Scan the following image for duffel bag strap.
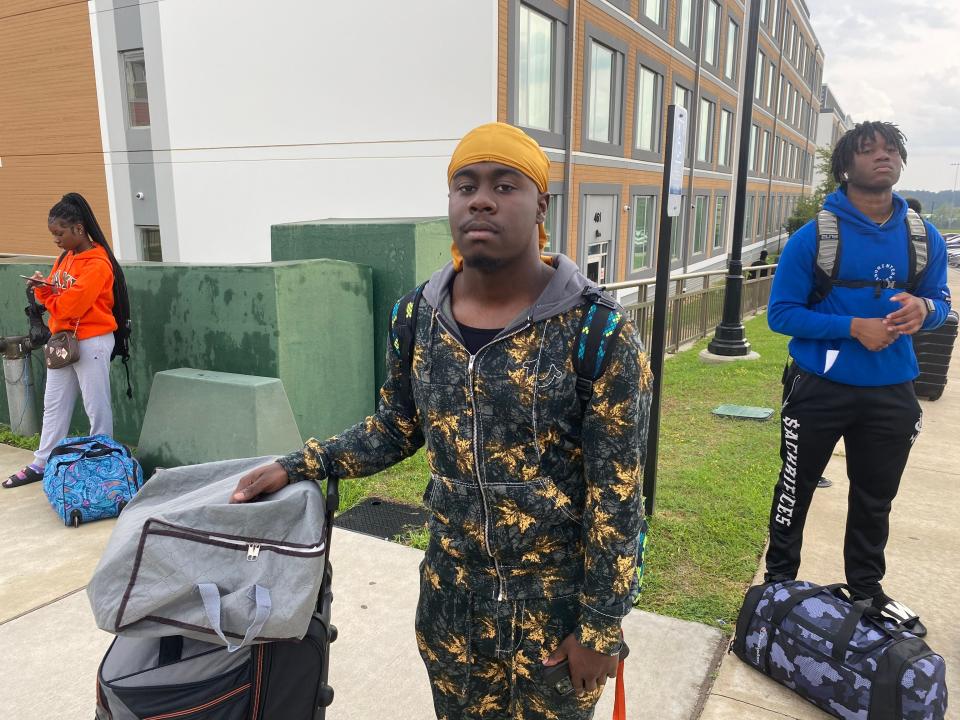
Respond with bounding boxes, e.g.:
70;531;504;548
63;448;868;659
829;598;873;662
769;582;849;627
198;583;272;653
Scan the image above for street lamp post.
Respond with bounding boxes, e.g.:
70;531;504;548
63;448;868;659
706;0;762;357
951;162;960;194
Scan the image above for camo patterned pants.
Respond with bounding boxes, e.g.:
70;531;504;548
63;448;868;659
415;566;604;719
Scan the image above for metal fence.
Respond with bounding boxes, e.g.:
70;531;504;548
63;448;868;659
603;264;778;353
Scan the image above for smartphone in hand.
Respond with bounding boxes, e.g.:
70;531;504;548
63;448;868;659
19;275;55;287
542;640;630;696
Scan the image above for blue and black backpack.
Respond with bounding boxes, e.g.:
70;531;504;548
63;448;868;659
390;282;649;602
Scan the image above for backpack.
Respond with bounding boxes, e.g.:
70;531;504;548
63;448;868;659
42;434;143;527
389;282;649;603
52;248;134;398
809;208;929;305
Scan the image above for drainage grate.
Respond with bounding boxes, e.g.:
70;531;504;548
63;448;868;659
336;497;430;541
712;404;774;421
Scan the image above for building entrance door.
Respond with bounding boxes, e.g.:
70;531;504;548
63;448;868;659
583;194;616;284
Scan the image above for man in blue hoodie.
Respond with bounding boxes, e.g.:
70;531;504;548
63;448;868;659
764;121;951;634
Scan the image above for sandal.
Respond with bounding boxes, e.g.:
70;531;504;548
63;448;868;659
3;465;43;489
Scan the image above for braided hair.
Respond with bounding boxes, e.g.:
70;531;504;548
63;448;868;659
48;193;116;262
831;121;907;186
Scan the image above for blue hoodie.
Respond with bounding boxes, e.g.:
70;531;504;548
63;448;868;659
768;189;951;386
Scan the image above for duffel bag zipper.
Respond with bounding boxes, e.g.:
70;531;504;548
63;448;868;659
147;521;325;560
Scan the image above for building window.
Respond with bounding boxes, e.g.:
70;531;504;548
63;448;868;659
744;194;755;240
760;129;770;173
748;124;758;170
677;0;694;49
138;226;162;261
122;50;150;128
771;0;780;35
693;195;708;255
754;51;765;101
696;97;715;164
585;37;624;149
517;4;556;132
544;194;562;252
767;61;776;108
718;108;732;166
670;195;686;260
674;84;691;153
632;195;656;271
641;0;662;25
760;0;769;25
713;196;726;250
724;19;739;80
635;65;663;153
703;0;720;66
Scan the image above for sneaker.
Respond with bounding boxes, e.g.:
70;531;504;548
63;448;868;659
872;593;927;637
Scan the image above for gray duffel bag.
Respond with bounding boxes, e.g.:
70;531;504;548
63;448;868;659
87;456;326;650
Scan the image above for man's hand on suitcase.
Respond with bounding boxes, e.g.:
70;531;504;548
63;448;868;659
231;463;290;503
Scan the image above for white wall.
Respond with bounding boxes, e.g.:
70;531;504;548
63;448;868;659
142;0;499;263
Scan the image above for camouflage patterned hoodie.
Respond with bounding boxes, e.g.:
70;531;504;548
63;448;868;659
279;254;652;655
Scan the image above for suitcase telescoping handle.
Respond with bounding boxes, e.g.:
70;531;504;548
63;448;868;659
197;583;272;653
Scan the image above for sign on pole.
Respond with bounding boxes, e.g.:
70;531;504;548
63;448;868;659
666;106;688;218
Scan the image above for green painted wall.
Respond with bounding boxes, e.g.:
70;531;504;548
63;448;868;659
271;218;451;392
0;257;373;447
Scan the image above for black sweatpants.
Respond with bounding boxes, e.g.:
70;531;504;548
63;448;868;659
765;362;922;599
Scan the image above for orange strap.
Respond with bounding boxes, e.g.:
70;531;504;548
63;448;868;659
612;659;626;720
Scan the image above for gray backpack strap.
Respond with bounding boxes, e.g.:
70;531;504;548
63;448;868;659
809;210;841;305
905;208;928;290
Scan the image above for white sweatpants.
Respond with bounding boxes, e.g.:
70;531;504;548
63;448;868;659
34;332;115;466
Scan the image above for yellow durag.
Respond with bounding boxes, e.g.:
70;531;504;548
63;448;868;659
447;122;553;272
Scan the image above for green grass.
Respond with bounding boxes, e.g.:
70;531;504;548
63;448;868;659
641;316;786;629
0;424;40;451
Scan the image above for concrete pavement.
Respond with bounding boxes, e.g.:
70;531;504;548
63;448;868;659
1;445;723;719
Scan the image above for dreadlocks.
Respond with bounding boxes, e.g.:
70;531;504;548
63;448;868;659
831;121;907;186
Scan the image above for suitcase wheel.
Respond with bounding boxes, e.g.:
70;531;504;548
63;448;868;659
70;509;82;528
318;684;334;708
328;623;338;643
117;500;128;513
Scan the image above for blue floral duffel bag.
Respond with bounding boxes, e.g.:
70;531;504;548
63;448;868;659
732;580;947;719
42;434;144;527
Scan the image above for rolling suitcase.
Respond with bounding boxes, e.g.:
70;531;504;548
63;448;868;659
42;434;143;527
94;474;340;720
913;310;958;401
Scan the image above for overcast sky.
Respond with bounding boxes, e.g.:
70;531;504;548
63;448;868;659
803;0;960;191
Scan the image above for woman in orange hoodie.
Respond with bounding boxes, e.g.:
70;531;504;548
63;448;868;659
5;194;119;488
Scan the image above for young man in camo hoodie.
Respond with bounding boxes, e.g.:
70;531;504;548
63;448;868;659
233;122;652;719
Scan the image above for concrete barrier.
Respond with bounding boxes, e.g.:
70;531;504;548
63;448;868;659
136;368;302;474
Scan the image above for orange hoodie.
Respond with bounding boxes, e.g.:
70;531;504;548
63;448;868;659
33;245;117;340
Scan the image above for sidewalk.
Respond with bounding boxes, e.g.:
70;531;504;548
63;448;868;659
1;445;723;719
699;272;960;719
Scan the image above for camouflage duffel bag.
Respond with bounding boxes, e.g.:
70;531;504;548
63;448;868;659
731;580;947;719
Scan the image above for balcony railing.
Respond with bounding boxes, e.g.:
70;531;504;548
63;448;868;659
602;264;778;353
